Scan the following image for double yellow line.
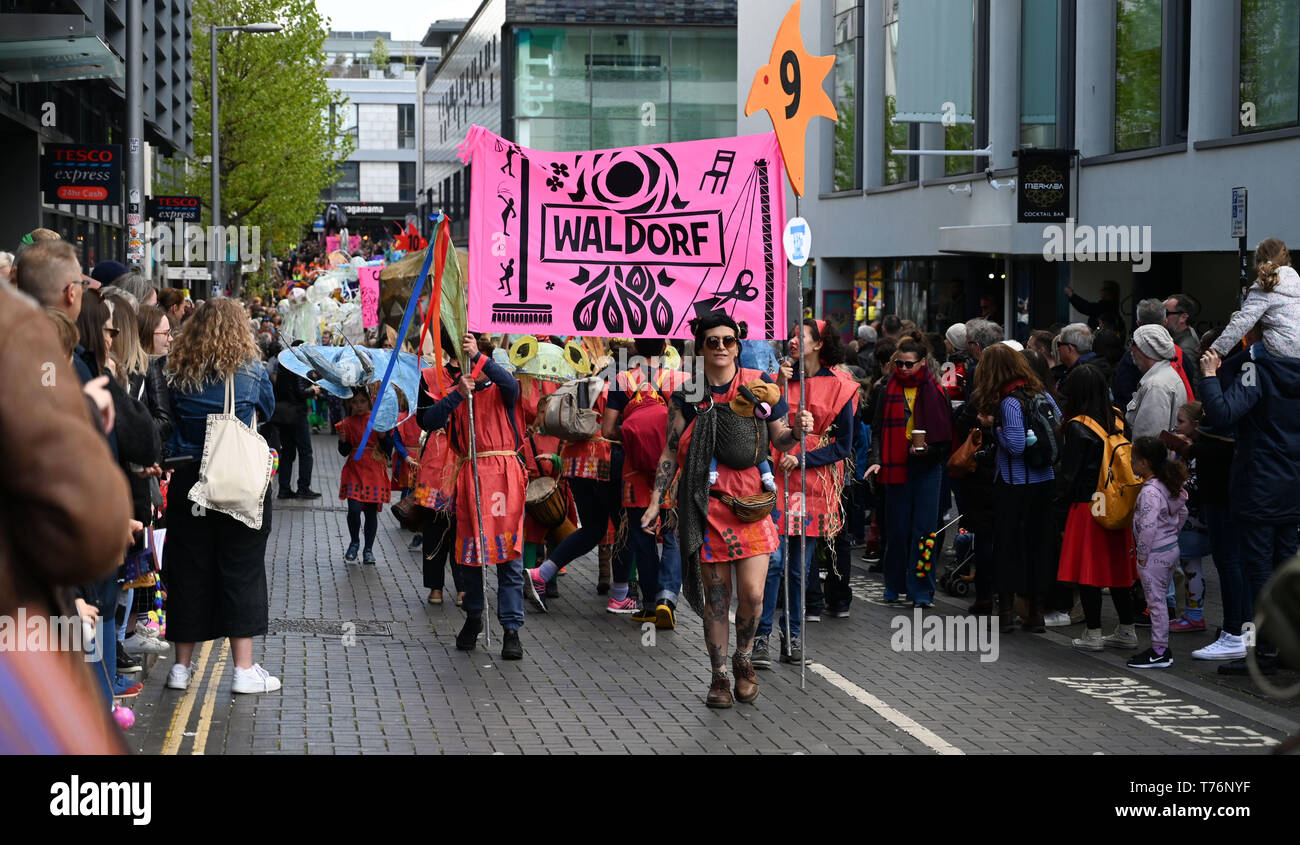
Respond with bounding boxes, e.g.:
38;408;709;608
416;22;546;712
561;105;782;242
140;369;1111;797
160;639;230;755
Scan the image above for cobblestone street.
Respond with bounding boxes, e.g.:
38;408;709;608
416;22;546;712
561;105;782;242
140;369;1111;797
128;436;1300;755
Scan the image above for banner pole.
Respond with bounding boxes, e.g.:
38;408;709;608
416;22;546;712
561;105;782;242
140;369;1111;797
796;193;807;692
465;386;491;649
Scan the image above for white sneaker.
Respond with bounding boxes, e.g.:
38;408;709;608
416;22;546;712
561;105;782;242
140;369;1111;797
124;633;171;654
1043;611;1072;627
1191;631;1246;661
232;663;282;694
165;662;191;690
134;620;161;640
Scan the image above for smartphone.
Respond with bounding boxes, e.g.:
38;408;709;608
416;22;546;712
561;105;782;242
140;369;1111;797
1157;429;1182;452
162;454;196;468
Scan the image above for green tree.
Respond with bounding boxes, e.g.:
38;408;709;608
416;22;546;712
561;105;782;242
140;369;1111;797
161;0;355;292
832;83;857;191
370;36;390;73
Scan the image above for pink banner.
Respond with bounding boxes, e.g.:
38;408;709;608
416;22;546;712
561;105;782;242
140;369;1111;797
358;265;381;329
326;235;340;254
457;126;787;339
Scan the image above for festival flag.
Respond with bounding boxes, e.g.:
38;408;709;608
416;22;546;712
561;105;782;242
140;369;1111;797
457;126;787;340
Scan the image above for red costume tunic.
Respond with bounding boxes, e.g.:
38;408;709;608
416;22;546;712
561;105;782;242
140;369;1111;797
617;365;691;509
675;367;780;563
561;384;613;481
412;368;456;511
772;368;859;537
444;379;526;567
518;378;577;545
336;415;393;508
390;413;423;490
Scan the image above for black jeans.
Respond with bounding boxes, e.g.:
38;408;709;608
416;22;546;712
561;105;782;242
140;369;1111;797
276;415;314;491
422;508;465;592
825;483;864;609
1079;584;1135;628
549;453;630;580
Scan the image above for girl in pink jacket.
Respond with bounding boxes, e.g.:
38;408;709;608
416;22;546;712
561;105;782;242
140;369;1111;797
1128;437;1189;669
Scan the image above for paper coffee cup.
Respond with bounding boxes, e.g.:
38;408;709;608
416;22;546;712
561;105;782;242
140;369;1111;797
911;429;928;449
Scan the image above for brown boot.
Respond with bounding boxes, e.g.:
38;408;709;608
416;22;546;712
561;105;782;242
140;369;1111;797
706;673;733;708
597;544;612;595
733;655;759;703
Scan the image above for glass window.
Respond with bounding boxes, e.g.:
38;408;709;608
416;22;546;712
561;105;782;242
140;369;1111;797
513;117;591;151
832;2;862;191
1239;0;1300;133
514;28;591;120
670;29;737;120
670;117;737;142
591;31;669;121
883;1;915;184
399;162;415;202
331;162;360;201
398;104;415;149
1115;0;1163;152
1020;0;1059;147
594;119;670;149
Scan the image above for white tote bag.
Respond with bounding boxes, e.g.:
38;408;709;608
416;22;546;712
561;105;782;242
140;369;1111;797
187;372;273;530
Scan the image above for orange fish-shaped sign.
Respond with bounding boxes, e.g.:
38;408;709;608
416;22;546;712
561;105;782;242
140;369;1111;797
744;1;837;197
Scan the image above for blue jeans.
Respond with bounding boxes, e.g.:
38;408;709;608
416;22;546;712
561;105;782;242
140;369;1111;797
625;508;682;603
86;575;119;706
1203;504;1248;635
462;558;525;631
883;462;943;603
758;535;817;639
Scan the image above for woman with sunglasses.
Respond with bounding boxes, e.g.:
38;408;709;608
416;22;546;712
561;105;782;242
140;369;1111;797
864;332;953;607
754;319;857;667
642;312;813;708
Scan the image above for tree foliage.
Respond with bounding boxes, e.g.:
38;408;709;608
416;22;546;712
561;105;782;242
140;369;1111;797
370;36;390;70
163;0;355;254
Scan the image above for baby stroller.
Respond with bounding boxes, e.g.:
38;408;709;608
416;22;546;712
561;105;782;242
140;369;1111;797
936;520;976;597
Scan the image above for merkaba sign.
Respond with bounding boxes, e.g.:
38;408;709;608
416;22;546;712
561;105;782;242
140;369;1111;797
458;126;787;339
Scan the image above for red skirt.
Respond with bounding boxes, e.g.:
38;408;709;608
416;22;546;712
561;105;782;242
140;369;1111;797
1057;502;1136;588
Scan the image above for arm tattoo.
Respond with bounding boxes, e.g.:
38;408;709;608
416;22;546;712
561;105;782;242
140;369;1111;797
771;421;798;452
651;404;684;499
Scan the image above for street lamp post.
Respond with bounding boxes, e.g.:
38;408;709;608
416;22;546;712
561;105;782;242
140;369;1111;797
210;22;282;298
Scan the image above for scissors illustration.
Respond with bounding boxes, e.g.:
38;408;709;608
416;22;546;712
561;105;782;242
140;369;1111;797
713;269;758;306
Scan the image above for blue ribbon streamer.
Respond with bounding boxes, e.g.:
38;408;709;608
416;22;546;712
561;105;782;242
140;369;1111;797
353;225;438;461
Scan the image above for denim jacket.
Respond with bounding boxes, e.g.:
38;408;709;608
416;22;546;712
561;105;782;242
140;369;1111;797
165;363;275;459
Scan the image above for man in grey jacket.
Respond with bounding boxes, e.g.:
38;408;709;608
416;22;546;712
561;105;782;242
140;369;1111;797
1127;324;1188;440
1164;293;1201;397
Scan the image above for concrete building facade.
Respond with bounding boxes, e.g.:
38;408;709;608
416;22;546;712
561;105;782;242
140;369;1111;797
737;0;1300;342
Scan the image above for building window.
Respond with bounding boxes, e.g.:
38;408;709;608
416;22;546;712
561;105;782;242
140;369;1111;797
832;1;862;191
1239;0;1300;133
399;161;415;202
330;102;358;153
325;161;359;201
398;104;415;149
670;28;738;141
1020;0;1060;147
883;1;915;184
1115;0;1163;151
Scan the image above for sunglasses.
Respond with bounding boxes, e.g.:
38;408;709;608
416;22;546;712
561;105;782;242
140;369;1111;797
1166;310;1185;317
893;359;920;370
704;335;738;350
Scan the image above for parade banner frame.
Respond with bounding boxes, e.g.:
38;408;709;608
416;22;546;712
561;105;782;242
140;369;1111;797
457;125;787;340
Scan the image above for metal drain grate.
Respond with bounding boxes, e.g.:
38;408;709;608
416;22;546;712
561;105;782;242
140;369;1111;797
267;618;392;637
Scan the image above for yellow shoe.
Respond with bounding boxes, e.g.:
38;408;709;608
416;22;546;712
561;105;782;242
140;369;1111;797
655;601;676;630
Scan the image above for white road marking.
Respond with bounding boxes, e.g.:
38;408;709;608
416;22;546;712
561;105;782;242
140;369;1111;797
807;661;965;755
